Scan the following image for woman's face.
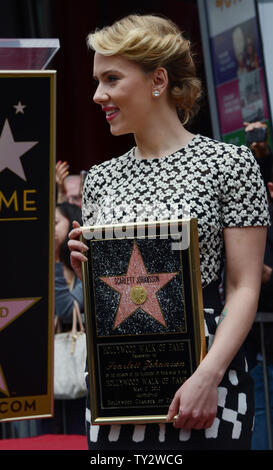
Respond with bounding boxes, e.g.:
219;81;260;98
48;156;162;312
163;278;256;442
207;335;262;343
55;208;69;249
93;53;155;136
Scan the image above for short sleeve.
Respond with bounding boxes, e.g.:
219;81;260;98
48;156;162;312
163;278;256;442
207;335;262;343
220;145;270;228
81;170;99;226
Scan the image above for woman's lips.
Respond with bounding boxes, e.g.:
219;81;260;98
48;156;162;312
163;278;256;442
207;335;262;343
103;107;120;122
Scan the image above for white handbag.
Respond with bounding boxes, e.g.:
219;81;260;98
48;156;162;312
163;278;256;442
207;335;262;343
54;300;87;399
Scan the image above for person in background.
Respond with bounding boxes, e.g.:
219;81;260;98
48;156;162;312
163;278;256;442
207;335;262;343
37;202;85;436
55;202;84;322
56;160;82;207
244;121;272;158
244;37;259;72
244;121;273;450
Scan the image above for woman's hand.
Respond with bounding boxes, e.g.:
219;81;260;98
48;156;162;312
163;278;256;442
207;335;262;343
166;367;218;430
68;221;89;280
56;161;69;203
243;121;269;158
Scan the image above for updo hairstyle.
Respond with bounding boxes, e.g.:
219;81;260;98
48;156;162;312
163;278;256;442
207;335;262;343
87;14;202;125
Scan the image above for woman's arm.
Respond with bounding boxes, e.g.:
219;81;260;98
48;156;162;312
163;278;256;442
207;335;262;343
167;225;266;429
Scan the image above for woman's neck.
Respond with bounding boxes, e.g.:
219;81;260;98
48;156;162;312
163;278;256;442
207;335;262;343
134;110;195;159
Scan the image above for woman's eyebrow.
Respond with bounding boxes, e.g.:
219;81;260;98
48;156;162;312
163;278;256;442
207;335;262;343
93;69;119;80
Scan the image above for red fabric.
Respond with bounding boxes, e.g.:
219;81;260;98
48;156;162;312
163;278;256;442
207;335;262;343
0;434;88;450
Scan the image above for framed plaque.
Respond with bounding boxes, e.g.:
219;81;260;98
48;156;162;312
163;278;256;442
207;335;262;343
81;218;205;425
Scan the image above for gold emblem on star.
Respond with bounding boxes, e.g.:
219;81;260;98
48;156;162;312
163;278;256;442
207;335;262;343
130;285;147;305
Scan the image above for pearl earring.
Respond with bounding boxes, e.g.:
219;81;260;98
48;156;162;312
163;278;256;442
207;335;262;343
153;90;160;97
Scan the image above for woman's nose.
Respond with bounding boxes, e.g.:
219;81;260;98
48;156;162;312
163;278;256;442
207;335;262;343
93;83;109;104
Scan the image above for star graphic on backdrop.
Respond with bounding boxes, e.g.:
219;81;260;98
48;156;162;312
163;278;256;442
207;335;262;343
13;101;26;114
100;241;178;329
0;298;41;396
0;118;38;181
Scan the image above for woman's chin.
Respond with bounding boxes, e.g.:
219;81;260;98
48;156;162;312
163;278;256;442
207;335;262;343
109;126;129;136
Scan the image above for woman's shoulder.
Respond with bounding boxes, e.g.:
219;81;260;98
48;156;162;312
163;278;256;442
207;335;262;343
197;134;251;155
195;134;256;167
86;149;133;177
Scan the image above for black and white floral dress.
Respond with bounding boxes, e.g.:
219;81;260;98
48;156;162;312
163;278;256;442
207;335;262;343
82;134;269;450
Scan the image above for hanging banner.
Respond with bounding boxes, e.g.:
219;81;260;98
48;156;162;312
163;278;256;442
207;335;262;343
0;72;55;421
204;0;271;146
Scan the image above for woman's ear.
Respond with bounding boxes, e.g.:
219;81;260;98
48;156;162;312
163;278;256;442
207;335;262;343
151;67;168;97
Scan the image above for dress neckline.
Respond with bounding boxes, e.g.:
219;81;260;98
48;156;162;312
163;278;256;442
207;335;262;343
130;133;200;162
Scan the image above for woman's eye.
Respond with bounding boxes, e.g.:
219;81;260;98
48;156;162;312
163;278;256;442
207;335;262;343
107;75;118;82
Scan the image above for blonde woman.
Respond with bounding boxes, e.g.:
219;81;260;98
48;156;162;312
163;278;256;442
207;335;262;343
68;14;269;450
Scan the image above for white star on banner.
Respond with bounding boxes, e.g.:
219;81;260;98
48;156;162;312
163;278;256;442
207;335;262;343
0;119;38;181
13;101;26;114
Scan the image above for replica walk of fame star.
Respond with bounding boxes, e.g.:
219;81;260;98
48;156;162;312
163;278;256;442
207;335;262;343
99;240;179;329
81;219;206;425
